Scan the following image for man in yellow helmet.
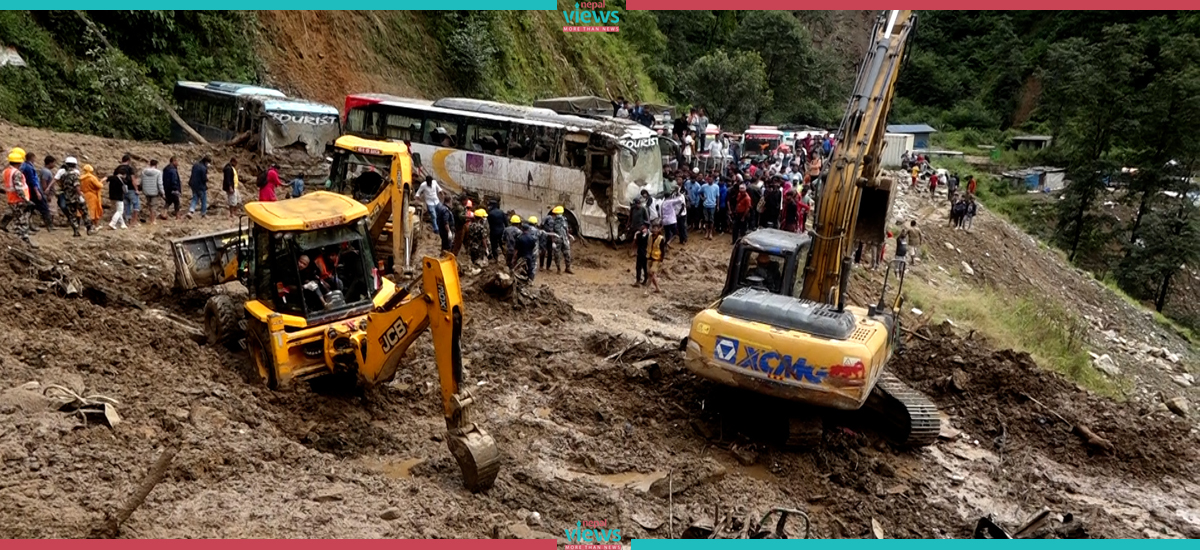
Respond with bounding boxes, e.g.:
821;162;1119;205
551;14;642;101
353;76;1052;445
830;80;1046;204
3;148;35;246
502;214;523;267
514;217;540;282
546;205;574;274
466;208;491;266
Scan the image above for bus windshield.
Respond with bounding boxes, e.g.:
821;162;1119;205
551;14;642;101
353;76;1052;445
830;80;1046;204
620;138;665;204
742;137;781;158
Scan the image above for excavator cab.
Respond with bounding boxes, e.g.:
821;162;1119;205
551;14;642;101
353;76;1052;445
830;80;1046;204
721;229;812;299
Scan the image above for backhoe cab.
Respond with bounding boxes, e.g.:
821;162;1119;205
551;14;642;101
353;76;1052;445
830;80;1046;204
175;190;499;492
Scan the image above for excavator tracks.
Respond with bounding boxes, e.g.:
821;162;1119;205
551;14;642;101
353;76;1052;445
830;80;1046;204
865;370;941;447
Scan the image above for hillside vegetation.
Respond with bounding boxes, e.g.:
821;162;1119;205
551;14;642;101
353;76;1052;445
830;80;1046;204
0;9;873;142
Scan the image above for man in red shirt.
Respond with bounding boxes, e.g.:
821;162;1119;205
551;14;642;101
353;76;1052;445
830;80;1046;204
732;184;752;244
966;175;977;195
259;164;284;202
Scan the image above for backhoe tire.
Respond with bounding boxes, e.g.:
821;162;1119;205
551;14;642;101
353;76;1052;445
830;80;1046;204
204;294;244;352
245;319;279;390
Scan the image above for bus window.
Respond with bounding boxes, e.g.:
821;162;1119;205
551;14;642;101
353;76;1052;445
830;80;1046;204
536;127;562;164
465;120;508;156
210;102;236;132
563;135;588;169
508;124;535;159
385;112;422;141
424;117;461;148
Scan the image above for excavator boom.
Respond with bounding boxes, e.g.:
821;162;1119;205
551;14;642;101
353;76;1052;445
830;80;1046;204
802;10;915;305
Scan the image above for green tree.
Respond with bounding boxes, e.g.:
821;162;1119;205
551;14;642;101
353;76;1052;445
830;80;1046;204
1118;189;1200;312
678;49;770;130
732;10;834;125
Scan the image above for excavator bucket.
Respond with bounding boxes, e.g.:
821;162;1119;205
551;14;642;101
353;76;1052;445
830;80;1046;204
169;228;248;290
448;428;501;492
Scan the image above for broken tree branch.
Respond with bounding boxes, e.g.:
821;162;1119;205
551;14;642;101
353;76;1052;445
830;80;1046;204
92;444;179;538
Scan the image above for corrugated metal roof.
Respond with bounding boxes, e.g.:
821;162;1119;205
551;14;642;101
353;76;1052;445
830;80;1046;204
886;124;937;134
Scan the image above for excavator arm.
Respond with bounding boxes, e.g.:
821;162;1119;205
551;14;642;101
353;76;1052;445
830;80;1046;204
802;10;915;306
357;255;500;492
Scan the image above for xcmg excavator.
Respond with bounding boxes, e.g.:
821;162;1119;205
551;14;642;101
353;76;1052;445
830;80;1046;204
684;10;939;447
167;140;499;492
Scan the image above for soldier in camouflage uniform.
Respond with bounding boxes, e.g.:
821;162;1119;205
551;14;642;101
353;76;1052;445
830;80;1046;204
466;209;491;266
55;157;95;237
546;206;574;274
503;214;523;267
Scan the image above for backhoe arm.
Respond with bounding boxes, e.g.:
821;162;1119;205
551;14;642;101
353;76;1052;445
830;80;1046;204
359;254;500;492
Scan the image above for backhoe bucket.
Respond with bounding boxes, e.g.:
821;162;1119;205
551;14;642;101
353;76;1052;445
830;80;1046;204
447;427;501;493
170;228;248;290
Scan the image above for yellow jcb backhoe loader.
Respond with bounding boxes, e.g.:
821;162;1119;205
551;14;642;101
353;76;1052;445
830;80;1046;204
167;142;499;492
683;10;940;448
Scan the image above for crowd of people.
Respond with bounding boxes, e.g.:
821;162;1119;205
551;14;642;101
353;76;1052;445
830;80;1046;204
2;146;307;245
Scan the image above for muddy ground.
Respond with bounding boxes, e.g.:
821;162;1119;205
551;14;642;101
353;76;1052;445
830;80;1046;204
1;126;1199;539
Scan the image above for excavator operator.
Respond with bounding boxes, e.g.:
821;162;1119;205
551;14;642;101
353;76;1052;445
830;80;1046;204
747;252;782;293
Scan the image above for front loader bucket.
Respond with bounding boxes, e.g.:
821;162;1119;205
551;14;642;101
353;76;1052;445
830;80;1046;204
170;228;248;291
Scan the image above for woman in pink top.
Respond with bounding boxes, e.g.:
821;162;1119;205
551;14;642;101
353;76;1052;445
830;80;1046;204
259;164;284;202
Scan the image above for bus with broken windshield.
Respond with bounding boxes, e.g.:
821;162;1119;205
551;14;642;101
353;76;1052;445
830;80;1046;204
340;94;664;241
172;81;341;156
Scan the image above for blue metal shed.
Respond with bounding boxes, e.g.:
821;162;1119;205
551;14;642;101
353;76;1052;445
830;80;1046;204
886;124;937;149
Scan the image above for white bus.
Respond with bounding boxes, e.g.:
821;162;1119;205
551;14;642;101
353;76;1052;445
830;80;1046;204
173;81;341;156
342;94;664;241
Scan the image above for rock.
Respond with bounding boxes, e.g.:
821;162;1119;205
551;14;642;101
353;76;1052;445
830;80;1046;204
1166;351;1182;364
0;441;28;462
944;242;955;250
380;508;402;521
731;446;757;466
631;512;663;531
960;261;975;276
312;486;347;502
189;405;229;431
632;359;662;381
950;369;969;391
873;461;896;478
1101;330;1119;341
526;511;542;527
1166;397;1189;418
1093;355;1120;377
872;518;885;539
495;522;560;541
1171;374;1193;388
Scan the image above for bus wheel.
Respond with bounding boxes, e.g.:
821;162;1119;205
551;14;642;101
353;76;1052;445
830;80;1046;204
563;210;581;238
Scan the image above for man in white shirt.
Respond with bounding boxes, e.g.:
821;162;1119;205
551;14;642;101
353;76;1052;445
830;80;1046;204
682;133;694;164
415;175;443;234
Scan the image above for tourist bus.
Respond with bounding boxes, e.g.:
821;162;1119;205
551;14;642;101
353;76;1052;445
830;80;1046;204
340;93;664;241
172;81;342;156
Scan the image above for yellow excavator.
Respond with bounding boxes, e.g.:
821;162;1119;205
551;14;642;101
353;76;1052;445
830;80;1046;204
684;10;939;447
167;141;499;492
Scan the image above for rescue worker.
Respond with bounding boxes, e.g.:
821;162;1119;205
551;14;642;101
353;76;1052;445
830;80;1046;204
434;202;453;251
486;200;505;261
503;214;523;266
546;205;574;274
538;214;555;272
80;164;104;226
526;215;543;270
514;220;539;282
3;148;34;245
55;157;94;237
466;208;491;266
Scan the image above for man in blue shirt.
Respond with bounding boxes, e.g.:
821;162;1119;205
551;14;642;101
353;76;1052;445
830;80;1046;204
701;176;719;240
685;173;702;230
716;179;729;235
20;153;52;232
188;156;211;217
